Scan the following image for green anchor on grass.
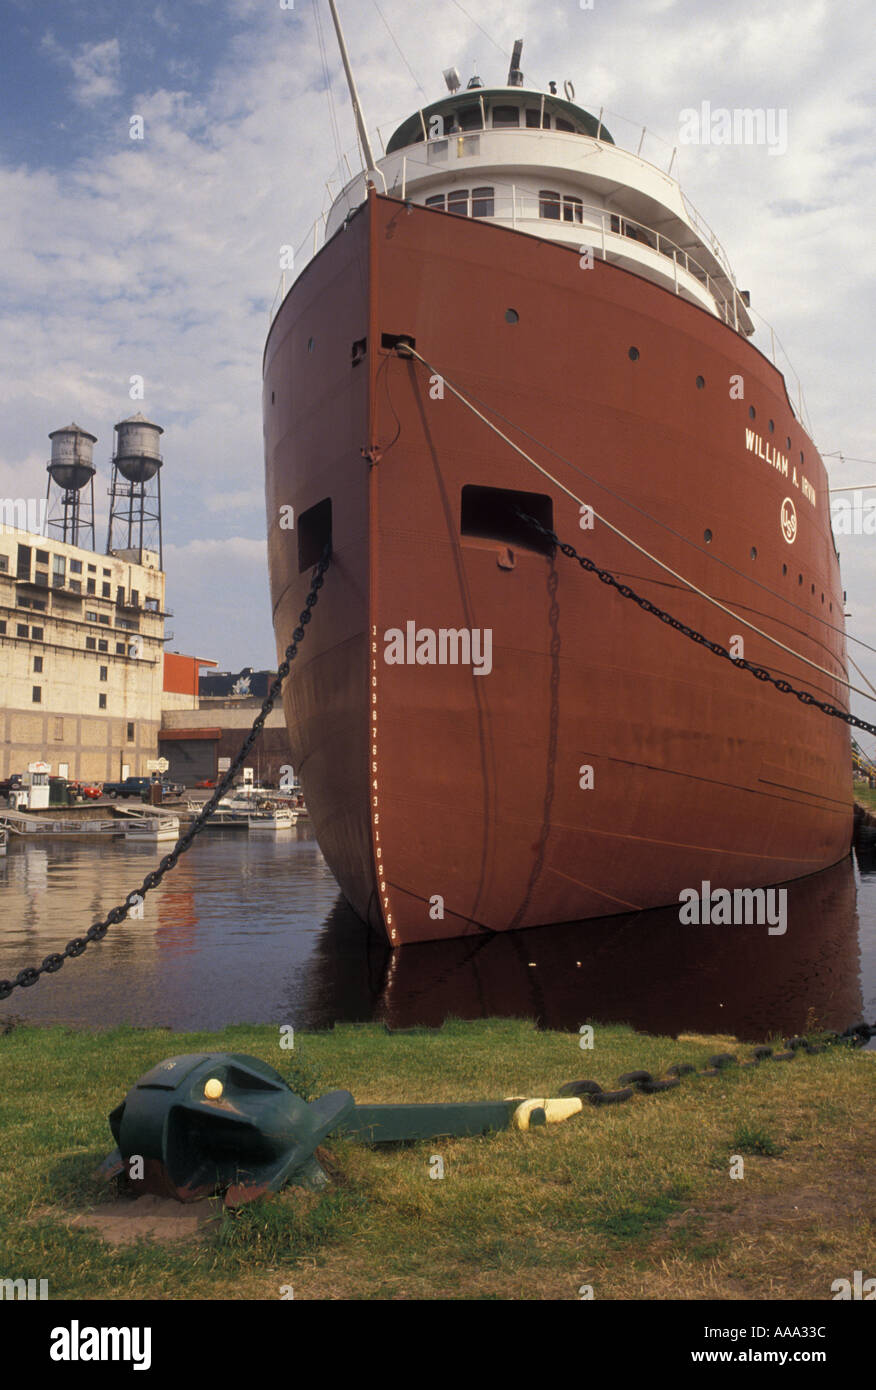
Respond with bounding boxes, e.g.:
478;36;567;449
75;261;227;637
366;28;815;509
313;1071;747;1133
99;1052;584;1205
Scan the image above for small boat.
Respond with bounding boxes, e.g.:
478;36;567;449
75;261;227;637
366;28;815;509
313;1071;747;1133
247;806;297;833
186;800;249;829
216;791;255;813
124;814;180;844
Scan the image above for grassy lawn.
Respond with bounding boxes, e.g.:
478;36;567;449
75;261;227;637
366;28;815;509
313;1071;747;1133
1;1017;873;1300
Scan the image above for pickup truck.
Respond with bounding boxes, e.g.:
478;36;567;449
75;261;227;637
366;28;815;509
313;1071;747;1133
102;776;153;799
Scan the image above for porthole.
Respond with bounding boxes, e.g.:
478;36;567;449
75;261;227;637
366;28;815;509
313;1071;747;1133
786;436;792;449
696;375;705;389
768;419;775;432
628;346;640;361
800;451;804;465
505;308;519;323
271;391;275;404
750;546;758;560
782;563;788;576
704;528;713;543
821;593;824;604
748;405;756;419
307;337;315;353
798;574;803;585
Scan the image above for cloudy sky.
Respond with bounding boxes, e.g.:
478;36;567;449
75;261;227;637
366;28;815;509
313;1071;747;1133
1;0;873;726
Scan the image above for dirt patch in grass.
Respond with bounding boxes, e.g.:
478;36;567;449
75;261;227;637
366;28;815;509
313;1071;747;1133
665;1130;876;1239
61;1195;221;1248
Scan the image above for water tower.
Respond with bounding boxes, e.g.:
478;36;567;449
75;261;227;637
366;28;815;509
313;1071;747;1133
45;423;97;548
105;412;164;568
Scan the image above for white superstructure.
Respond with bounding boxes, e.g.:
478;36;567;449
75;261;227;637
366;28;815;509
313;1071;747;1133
324;82;754;335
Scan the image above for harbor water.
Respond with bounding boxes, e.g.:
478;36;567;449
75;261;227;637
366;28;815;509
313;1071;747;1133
1;823;874;1042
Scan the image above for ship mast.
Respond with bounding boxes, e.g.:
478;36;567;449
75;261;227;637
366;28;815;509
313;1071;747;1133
325;0;377;174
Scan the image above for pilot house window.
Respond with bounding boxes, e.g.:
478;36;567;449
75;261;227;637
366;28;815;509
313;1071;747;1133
457;105;482;131
491;106;520;128
471;187;494;217
540;191;584;223
426;188;494;218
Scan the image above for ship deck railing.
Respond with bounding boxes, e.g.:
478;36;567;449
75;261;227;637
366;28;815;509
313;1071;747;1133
352;105;738;287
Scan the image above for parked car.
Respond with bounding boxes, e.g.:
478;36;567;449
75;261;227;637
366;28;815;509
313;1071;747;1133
80;783;103;799
194;779;215;789
159;780;184;800
102;776;152;799
0;773;23;798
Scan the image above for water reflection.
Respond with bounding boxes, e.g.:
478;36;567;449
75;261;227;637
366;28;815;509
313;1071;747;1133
309;856;865;1040
0;825;873;1043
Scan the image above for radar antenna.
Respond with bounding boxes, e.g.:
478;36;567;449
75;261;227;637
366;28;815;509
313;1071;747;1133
507;39;524;87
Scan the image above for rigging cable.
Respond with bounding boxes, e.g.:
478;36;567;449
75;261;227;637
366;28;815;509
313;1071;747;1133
312;0;346;177
371;0;429;101
388;349;876;663
447;0;512;61
823;454;876;468
848;654;876;702
396;345;876;707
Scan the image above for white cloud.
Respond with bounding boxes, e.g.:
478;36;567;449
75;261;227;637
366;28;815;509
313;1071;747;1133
205;489;265;514
72;38;122;103
42;34;122;105
161;536;271;662
167;537;266;563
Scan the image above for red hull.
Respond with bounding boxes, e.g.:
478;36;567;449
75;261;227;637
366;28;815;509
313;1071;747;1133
264;192;852;945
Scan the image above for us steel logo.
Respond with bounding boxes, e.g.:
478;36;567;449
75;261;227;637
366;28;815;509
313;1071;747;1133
781;497;797;544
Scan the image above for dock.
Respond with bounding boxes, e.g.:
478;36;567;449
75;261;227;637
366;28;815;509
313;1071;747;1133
0;805;175;839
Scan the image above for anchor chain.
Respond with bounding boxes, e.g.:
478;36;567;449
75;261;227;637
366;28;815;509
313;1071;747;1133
506;513;876;1055
516;511;876;739
0;550;331;1001
562;1025;876;1105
